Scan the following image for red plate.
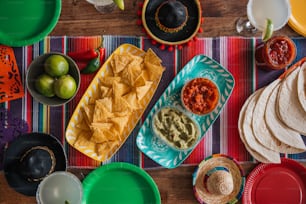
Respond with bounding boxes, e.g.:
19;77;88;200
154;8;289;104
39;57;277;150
243;158;306;204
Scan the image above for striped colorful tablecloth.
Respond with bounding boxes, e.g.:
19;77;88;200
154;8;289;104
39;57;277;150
1;35;306;169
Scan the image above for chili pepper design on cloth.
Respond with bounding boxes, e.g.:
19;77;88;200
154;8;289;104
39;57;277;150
0;46;24;103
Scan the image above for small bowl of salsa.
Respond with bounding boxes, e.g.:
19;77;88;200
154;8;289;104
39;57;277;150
255;35;296;70
181;77;219;115
151;106;200;151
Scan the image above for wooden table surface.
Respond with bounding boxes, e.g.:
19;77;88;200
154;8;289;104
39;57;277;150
1;0;305;204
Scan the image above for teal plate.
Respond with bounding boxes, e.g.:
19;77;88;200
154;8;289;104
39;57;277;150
136;55;235;168
0;0;61;47
82;162;161;204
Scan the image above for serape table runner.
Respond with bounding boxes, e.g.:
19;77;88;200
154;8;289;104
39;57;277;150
1;35;306;169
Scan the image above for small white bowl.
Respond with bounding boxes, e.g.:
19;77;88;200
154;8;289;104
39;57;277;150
36;171;83;204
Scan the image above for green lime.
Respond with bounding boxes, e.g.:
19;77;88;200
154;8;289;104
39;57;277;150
54;75;77;99
35;73;55;97
262;18;274;42
44;55;69;77
113;0;124;10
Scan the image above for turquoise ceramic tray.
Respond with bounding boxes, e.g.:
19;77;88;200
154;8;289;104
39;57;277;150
136;55;235;168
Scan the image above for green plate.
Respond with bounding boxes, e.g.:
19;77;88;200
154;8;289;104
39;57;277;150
82;162;161;204
0;0;61;47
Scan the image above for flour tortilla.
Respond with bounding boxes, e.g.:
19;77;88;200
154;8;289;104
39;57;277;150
297;63;306;112
243;89;280;163
240;89;280;163
277;67;306;135
252;79;292;153
238;89;270;163
265;82;306;153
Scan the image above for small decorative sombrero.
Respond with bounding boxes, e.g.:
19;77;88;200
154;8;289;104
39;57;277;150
3;132;67;196
192;154;245;204
141;0;202;50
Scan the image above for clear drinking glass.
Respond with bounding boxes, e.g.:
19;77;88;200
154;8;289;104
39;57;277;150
36;171;83;204
86;0;116;14
236;0;291;34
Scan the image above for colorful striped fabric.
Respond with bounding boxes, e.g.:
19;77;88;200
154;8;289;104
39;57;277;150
1;36;306;169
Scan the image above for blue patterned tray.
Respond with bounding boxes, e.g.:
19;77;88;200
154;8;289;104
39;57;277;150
136;55;235;168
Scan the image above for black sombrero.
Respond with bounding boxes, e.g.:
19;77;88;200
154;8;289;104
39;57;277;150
141;0;202;47
3;132;67;196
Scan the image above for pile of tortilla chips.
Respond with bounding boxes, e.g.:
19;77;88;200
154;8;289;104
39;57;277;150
71;48;165;161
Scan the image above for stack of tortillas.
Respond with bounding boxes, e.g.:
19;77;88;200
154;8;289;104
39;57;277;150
238;61;306;163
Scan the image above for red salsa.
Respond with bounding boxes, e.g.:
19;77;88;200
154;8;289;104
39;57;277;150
181;78;219;115
255;36;296;70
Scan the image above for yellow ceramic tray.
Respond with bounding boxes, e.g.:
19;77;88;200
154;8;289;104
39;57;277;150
65;44;164;162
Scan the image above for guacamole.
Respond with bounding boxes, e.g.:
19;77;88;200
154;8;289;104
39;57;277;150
152;107;199;150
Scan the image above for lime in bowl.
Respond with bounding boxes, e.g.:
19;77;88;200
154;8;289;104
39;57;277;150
26;52;81;106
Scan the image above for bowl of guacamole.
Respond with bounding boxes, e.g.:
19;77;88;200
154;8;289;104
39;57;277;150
151;106;200;151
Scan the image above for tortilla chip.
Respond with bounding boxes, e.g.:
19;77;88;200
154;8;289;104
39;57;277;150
144;61;165;81
91;128;109;143
120;64;142;86
76;116;91;131
111;53;132;73
96;97;113;112
107;140;120;152
134;71;148;87
103;128;120;141
74;132;96;153
95;142;109;160
128;53;144;65
93;100;113;122
136;81;153;100
90;122;117;143
122;91;141;110
144;48;162;66
81;105;95;125
110;115;130;135
112;81;131;97
100;76;121;87
100;85;112;98
113;94;131;112
90;122;113;130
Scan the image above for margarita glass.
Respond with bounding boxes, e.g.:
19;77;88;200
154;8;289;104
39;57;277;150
86;0;116;13
236;0;291;34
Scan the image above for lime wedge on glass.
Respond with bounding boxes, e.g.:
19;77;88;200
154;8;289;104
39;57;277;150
113;0;124;10
262;18;274;41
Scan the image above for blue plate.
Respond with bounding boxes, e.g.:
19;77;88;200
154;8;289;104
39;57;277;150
136;55;235;168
